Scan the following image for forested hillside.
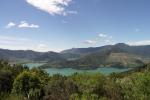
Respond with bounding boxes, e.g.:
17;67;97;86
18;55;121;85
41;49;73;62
1;43;150;69
1;60;150;100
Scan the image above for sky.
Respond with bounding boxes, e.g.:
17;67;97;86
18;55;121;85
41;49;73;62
0;0;150;52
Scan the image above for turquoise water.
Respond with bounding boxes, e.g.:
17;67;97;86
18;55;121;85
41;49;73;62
24;63;131;76
23;63;46;69
45;67;131;76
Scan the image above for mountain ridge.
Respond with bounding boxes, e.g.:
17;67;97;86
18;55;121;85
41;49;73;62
0;43;150;69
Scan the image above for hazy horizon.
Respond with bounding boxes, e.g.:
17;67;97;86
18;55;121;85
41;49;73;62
0;42;150;53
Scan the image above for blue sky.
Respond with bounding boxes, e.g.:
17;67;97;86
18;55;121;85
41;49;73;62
0;0;150;52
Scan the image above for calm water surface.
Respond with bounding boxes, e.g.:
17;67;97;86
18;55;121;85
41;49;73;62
23;63;46;69
24;63;132;76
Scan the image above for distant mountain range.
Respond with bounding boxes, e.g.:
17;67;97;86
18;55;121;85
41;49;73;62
1;43;150;69
58;43;150;69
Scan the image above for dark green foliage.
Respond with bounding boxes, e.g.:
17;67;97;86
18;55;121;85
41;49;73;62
0;70;14;93
12;71;43;99
0;94;24;100
0;60;29;95
70;73;106;95
1;60;150;100
43;74;78;100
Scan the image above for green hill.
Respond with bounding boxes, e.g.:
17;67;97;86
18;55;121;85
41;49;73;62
1;43;150;69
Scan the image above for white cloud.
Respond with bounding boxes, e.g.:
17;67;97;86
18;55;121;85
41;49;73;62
5;22;16;28
26;0;76;16
98;33;113;39
18;21;39;28
97;33;114;44
5;21;39;29
105;40;111;43
36;44;50;52
83;33;114;46
99;33;107;38
127;40;150;46
83;40;96;45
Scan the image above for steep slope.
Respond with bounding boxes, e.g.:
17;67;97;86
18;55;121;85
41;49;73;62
106;53;144;67
56;43;150;69
108;43;150;57
0;49;41;62
78;43;149;67
1;43;150;69
0;49;65;63
61;45;112;56
35;52;66;63
61;43;150;58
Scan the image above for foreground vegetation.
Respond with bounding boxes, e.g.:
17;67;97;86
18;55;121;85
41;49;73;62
0;60;150;100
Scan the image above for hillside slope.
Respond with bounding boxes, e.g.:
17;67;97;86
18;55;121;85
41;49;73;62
55;43;150;69
0;43;150;69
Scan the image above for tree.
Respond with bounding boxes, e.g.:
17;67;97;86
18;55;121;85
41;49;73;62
12;71;42;99
0;70;14;94
43;74;78;100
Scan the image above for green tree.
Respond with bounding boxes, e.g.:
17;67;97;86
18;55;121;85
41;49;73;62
0;70;14;94
12;71;42;99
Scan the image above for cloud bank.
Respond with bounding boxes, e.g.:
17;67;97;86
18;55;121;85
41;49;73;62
127;40;150;46
18;21;39;28
5;21;39;29
83;33;114;46
26;0;76;16
5;22;16;28
84;40;96;45
99;33;107;38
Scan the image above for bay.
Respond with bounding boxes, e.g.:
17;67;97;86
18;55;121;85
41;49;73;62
24;63;132;76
